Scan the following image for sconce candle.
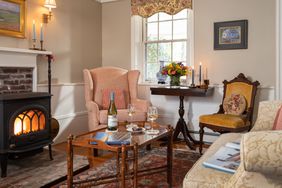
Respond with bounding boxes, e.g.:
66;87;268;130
192;66;195;85
32;20;36;40
40;23;43;41
199;62;202;84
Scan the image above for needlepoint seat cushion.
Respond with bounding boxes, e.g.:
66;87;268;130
199;114;248;128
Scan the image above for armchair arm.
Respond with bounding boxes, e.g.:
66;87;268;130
251;101;282;131
83;69;94;103
241;131;282;177
86;101;100;113
85;101;100;130
131;99;151;112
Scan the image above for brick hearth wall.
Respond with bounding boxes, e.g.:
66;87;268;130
0;67;33;94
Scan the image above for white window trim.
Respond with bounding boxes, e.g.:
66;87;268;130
131;10;194;84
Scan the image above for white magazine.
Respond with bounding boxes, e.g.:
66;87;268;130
203;146;240;174
225;139;241;150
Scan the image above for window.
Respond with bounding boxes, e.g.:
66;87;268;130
142;9;193;82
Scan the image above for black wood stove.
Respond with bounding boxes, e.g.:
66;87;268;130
0;92;53;177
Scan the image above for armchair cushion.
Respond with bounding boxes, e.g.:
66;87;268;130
251;101;282;131
90;67;130;108
225;82;254;109
273;106;282;130
223;94;246;115
102;88;126;110
200;114;248;128
241;131;282;177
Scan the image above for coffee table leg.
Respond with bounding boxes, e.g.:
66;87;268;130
167;127;173;187
121;145;126;188
133;144;138;188
67;135;74;188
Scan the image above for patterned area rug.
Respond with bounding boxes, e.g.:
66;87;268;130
56;147;201;188
0;149;89;188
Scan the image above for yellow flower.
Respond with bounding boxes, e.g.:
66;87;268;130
175;64;181;70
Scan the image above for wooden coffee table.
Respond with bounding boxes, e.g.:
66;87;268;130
67;122;173;188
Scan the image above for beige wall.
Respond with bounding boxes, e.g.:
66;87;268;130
194;0;276;87
101;0;276;87
102;0;131;70
0;0;102;83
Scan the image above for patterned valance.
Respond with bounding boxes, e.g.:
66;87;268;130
131;0;192;18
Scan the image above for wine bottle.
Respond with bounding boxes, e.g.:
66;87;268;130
107;92;118;131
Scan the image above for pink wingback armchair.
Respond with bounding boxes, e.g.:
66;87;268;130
83;66;150;131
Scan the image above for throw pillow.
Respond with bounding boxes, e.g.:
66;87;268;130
102;88;126;110
223;94;247;115
273;106;282;130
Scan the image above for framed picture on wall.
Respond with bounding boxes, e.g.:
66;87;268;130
0;0;25;38
214;20;248;50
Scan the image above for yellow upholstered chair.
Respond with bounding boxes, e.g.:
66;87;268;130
199;73;260;154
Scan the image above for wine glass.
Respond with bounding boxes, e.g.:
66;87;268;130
127;104;136;128
147;106;158;129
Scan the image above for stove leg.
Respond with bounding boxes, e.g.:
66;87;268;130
48;144;53;160
0;154;7;178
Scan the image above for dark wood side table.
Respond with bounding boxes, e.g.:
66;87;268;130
150;86;214;150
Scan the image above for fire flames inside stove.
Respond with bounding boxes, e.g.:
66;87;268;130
13;110;46;136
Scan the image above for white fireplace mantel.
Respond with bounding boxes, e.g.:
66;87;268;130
0;47;52;55
0;47;53;91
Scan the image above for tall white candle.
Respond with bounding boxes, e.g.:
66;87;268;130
32;20;36;40
40;23;43;41
192;66;195;85
199;62;202;84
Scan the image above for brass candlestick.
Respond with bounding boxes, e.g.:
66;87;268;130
199;79;210;89
189;83;196;88
40;40;45;51
32;39;36;49
204;79;210;86
30;39;39;50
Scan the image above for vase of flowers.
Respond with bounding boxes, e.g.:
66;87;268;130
161;62;188;87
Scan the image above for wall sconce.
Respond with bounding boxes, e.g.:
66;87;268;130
42;0;57;24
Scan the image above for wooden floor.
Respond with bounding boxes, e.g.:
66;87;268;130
54;142;115;167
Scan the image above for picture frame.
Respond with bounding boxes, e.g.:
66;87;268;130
0;0;25;38
214;20;248;50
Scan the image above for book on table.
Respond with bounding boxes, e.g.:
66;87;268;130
91;132;131;145
203;139;241;174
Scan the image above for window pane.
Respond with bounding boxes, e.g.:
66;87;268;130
173;9;187;19
159;42;171;62
146;43;158;62
159;12;172;21
146;63;159;81
147;22;158;41
147;13;158;22
173;42;186;62
173;20;187;39
159;21;172;40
